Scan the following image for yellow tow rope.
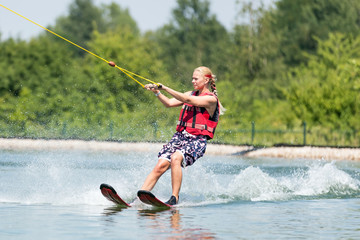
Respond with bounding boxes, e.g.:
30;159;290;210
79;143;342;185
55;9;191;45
0;4;159;88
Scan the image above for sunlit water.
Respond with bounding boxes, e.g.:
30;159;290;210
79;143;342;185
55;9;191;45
1;147;360;239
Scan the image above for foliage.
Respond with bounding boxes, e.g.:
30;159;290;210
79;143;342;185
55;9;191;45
0;36;76;128
152;0;231;84
271;0;360;65
0;0;359;146
51;0;140;55
284;33;360;131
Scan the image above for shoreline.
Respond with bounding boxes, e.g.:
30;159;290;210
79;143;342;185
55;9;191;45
0;138;359;161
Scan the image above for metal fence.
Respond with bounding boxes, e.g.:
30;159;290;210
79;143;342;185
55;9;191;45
0;121;359;147
215;121;359;147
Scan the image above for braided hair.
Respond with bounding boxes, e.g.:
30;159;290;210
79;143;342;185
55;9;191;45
209;74;218;97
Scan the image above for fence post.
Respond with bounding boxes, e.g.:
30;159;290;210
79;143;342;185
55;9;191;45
153;122;158;139
303;121;307;145
109;121;114;140
62;121;67;137
251;121;255;144
21;121;26;137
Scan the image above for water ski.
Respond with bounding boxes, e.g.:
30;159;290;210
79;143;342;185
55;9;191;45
100;183;131;207
137;190;172;209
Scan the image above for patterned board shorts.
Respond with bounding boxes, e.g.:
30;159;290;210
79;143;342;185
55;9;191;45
158;130;207;167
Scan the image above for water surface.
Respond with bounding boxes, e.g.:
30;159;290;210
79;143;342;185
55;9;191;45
1;149;360;239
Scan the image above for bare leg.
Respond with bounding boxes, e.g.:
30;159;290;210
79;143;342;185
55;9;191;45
170;151;183;202
141;159;171;191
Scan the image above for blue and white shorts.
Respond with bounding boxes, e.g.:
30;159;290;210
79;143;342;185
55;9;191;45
158;130;207;167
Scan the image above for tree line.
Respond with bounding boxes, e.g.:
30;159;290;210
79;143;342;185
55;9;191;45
0;0;359;146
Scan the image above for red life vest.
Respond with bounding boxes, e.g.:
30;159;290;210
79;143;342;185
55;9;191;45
176;91;220;139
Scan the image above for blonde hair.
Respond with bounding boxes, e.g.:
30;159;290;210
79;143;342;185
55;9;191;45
195;66;226;115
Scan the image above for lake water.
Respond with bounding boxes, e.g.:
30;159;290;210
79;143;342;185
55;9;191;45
1;148;360;239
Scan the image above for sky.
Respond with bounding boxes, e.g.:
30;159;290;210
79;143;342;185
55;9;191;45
0;0;274;40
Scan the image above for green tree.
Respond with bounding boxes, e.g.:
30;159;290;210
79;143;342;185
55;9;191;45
0;38;28;96
285;33;360;131
0;35;79;135
51;0;104;55
51;0;140;56
218;2;289;130
153;0;231;84
231;2;285;82
271;0;360;65
101;2;139;36
66;26;180;138
84;27;170;111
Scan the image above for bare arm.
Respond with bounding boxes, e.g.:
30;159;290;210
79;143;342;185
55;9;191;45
157;91;184;108
161;85;217;109
144;84;183;108
144;84;217;115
